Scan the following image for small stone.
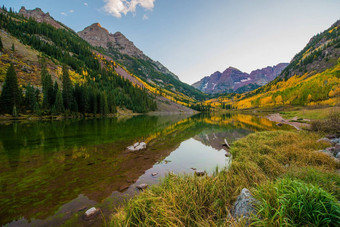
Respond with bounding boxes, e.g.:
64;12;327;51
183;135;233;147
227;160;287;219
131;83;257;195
276;123;283;127
151;173;158;176
119;185;129;191
317;138;332;144
195;171;205;176
326;134;337;139
136;184;148;190
83;207;100;220
336;152;340;159
285;163;290;168
191;167;197;171
225;152;231;157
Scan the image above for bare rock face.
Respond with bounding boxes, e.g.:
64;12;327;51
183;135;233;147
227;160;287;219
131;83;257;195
18;7;67;30
192;63;288;94
78;23;147;60
78;23;180;80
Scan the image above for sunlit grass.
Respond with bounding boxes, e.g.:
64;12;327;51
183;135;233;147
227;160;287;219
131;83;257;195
111;130;339;226
252;178;340;226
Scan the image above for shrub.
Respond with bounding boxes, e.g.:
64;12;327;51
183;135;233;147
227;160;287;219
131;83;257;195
253;178;340;226
311;110;340;135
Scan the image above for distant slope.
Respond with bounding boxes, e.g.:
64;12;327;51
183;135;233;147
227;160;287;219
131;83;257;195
78;23;205;101
214;20;340;109
192;63;288;94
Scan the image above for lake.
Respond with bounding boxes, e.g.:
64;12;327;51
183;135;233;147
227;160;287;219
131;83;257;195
0;113;291;226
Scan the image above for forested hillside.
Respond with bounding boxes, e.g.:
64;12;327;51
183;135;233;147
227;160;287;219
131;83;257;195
201;20;340;109
0;7;197;116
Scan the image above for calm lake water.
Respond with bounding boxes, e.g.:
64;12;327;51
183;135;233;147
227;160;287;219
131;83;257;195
0;113;290;226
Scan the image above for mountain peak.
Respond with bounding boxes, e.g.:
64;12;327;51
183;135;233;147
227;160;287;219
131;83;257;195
92;22;102;28
18;6;66;30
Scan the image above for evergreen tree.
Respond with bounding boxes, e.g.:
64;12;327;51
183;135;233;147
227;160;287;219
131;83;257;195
11;43;14;51
0;36;3;50
54;89;64;114
0;64;20;114
61;66;73;110
41;59;54;109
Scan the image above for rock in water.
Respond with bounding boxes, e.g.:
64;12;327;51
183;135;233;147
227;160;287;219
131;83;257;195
195;171;205;176
151;173;158;176
232;188;256;220
276;123;283;127
127;142;147;151
136;184;148;190
83;207;100;220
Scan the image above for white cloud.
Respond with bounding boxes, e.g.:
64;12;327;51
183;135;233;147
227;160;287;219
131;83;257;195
61;12;67;16
84;2;88;6
103;0;155;18
142;14;148;20
69;9;74;13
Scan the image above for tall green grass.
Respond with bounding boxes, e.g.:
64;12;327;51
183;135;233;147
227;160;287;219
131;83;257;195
253;178;340;226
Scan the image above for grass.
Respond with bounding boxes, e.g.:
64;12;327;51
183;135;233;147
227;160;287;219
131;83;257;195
110;130;339;226
280;106;340;120
252;178;340;226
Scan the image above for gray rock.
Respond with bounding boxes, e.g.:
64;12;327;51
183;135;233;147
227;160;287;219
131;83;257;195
317;138;332;144
276;123;283;127
225;152;231;157
195;171;205;176
151;173;158;176
336;152;340;159
232;188;256;220
136;184;148;190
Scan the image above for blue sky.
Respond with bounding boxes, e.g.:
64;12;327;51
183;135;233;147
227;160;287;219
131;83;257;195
3;0;340;84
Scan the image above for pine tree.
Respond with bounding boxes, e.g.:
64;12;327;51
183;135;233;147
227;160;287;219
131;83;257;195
40;59;53;109
0;64;20;114
54;90;64;114
61;66;73;110
0;37;3;51
11;43;14;51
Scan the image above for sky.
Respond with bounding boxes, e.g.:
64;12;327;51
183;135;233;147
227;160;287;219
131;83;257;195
2;0;340;84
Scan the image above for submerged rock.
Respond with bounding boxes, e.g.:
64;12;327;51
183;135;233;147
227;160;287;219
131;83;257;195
195;171;205;176
83;207;100;220
232;188;257;220
127;142;147;151
151;173;158;176
276;123;283;127
136;184;148;190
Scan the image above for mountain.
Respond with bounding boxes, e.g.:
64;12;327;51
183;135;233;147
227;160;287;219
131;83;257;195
78;23;205;101
279;20;340;80
192;63;288;94
213;20;340;109
18;6;69;31
0;7;199;115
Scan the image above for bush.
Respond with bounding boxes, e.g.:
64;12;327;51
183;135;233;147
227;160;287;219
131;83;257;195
311;110;340;135
253;178;340;226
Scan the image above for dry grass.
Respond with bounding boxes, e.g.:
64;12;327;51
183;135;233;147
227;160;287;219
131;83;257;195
111;131;339;226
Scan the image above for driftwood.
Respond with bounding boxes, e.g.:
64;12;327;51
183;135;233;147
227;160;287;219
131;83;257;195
223;138;231;149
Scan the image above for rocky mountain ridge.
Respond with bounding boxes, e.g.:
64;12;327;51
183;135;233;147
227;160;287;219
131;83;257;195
78;23;179;80
18;6;68;30
192;63;288;94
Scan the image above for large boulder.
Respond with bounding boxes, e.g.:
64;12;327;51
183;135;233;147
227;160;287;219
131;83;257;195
232;188;257;221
